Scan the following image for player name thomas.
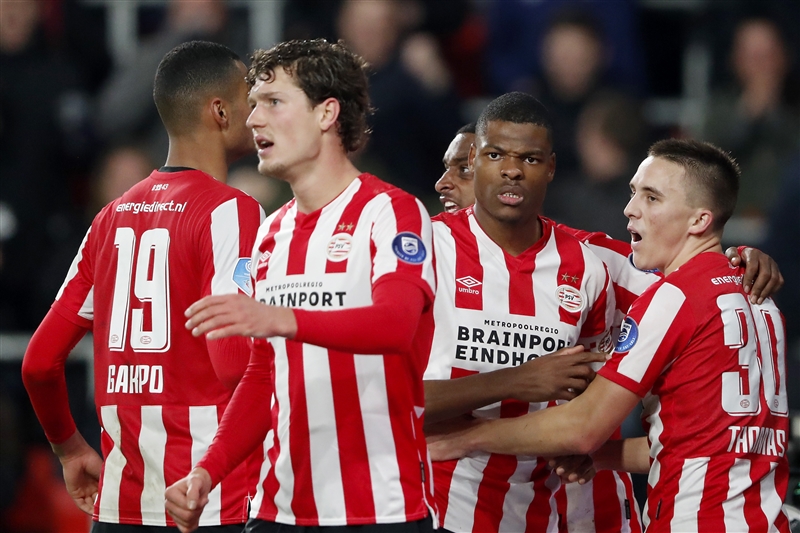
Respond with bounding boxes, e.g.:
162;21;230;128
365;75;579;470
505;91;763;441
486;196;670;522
116;200;187;214
727;425;787;458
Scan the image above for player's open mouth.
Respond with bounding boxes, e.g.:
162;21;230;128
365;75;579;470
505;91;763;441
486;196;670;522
254;136;274;154
442;199;459;212
629;229;642;243
498;192;523;206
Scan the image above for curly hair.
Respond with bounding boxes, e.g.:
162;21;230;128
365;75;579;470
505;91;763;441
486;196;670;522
247;39;372;153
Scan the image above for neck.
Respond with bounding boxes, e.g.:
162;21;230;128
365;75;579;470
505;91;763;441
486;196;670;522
164;134;230;183
662;235;723;276
285;147;361;214
473;204;543;257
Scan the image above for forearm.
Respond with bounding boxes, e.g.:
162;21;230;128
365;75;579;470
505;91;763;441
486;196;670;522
206;336;251;389
197;345;273;486
424;371;510;426
592;436;650;474
454;378;638;458
21;308;89;444
293;277;426;354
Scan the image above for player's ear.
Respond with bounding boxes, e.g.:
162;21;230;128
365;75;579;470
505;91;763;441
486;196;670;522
211;98;228;129
468;143;476;170
317;97;340;133
688;208;714;236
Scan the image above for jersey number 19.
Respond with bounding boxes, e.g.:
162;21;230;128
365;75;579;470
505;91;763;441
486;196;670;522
108;227;171;352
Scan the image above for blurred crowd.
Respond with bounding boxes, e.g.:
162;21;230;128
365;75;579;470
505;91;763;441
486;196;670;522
0;0;798;529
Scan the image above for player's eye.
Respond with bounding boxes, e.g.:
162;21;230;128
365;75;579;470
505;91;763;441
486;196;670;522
487;152;500;160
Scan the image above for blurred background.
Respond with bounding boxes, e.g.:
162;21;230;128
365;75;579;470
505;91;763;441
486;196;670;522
0;0;798;530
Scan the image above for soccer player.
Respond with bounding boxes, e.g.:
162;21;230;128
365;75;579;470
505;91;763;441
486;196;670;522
164;39;437;533
21;41;265;531
426;118;784;533
429;139;791;532
436;123;476;214
424;92;631;533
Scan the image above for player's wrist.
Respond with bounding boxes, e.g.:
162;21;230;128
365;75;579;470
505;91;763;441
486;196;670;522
51;430;90;459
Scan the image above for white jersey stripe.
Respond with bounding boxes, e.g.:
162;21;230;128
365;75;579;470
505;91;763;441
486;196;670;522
303;343;346;520
443;455;491;532
564;479;595;532
270;337;296;525
354;354;404;521
190;406;222;525
139;405;168;525
532;230;562;321
369;193;401;285
210;199;242;296
618;283;685;382
670;457;709;532
98;406;124;523
57;228;91;301
496;467;538;533
723;458;751;531
470;216;509;313
267;208;297;282
251;432;273;519
79;287;94;320
761;463;783;533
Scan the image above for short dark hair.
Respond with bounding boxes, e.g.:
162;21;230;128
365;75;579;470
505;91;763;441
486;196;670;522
476;92;554;146
457;123;476;135
248;39;372;153
648;138;740;231
153;41;243;135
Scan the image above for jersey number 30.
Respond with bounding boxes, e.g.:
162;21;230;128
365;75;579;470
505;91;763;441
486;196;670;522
718;293;787;417
108;227;171;352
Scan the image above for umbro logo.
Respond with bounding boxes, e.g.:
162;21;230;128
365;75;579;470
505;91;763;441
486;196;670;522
456;276;482;295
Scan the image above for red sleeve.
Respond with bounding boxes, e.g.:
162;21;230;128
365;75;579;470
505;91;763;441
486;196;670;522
21;307;90;444
197;340;274;486
205;337;250;389
292;276;427;354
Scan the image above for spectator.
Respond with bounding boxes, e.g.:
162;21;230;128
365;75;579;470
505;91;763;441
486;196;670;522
0;0;90;330
336;0;462;201
485;0;645;97
546;92;649;241
700;17;800;245
94;0;249;165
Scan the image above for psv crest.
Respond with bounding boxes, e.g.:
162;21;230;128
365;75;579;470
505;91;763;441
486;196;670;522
555;285;585;312
327;233;353;262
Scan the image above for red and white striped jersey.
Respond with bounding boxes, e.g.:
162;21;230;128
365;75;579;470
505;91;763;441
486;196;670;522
599;252;790;533
248;173;437;526
554;225;656;532
556;224;661;321
54;168;265;526
425;210;617;533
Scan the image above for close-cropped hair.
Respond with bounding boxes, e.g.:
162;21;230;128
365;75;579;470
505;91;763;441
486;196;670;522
248;39;372;153
648;138;740;231
153;40;242;135
476;92;555;145
457;123;476;135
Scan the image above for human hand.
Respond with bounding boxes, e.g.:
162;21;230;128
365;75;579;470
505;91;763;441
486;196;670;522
400;33;452;94
426;415;482;461
52;432;103;515
504;346;607;403
725;246;783;304
548;454;596;484
164;467;213;533
185;294;296;340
